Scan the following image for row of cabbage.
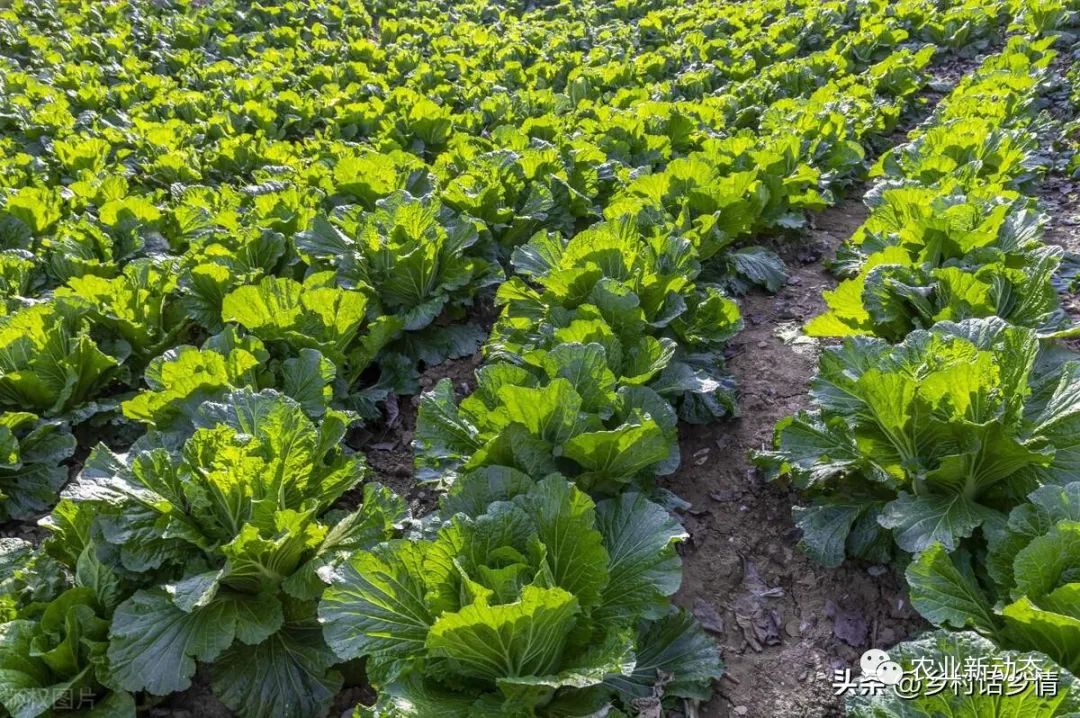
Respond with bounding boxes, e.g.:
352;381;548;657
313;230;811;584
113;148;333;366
0;0;876;534
759;31;1080;715
312;9;1080;718
0;26;932;718
0;0;1013;523
0;0;970;538
0;0;1058;716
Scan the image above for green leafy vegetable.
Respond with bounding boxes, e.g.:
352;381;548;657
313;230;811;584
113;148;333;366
907;483;1080;673
758;318;1080;565
320;470;718;715
60;390;404;717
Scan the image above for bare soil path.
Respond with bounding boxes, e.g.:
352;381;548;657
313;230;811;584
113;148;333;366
665;201;927;718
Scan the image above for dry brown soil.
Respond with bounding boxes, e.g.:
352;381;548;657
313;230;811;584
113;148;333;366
664;201;926;718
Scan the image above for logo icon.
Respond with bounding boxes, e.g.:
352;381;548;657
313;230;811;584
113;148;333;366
860;649;904;686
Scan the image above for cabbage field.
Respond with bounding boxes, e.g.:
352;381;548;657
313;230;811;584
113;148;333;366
0;0;1078;716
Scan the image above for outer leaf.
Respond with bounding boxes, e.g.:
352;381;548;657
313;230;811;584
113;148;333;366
879;492;1001;554
906;544;999;633
604;609;722;702
1002;597;1080;675
594;492;686;622
211;621;343;718
319;541;434;662
107;589;236;695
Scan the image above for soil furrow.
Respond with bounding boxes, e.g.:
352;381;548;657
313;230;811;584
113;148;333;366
667;198;925;718
665;52;999;718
